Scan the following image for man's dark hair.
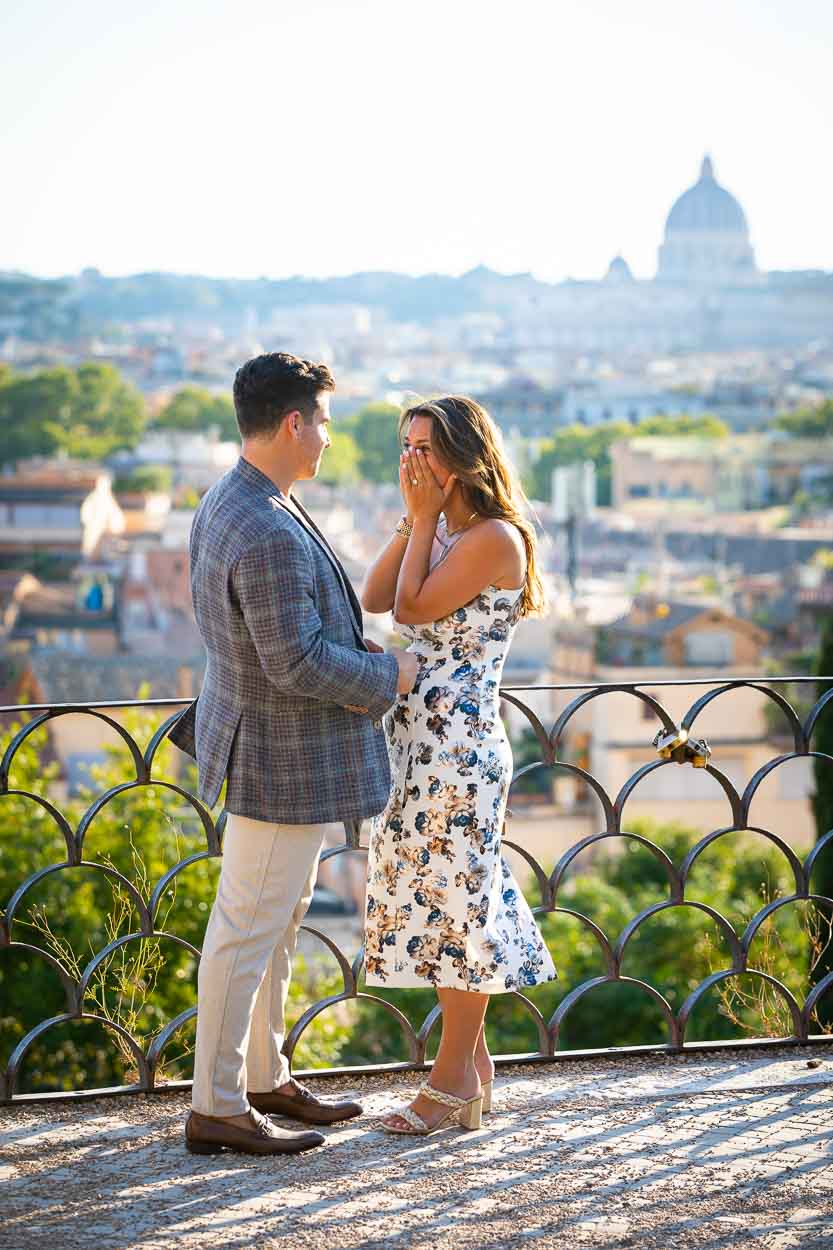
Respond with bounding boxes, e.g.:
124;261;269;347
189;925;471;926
233;352;335;438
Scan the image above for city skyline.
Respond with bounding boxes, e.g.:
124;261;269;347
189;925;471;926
3;0;833;283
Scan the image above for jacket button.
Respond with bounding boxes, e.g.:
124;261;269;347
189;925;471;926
372;719;382;729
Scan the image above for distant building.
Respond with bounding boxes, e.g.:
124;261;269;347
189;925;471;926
0;571;40;640
594;596;768;670
6;573;120;655
503;154;833;357
22;648;203;796
108;429;237;491
112;488;171;538
0;460;124;558
549;596;815;841
472;377;563;434
562;384;707;427
657;155;759;286
610;434;833;511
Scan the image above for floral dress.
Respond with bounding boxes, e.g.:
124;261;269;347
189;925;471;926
364;577;557;993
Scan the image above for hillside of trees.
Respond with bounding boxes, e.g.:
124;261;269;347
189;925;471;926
0;266;538;336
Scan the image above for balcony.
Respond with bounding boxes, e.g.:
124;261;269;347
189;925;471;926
4;1044;833;1247
2;674;832;1110
2;676;833;1243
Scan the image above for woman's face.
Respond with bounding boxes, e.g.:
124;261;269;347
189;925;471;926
404;414;452;487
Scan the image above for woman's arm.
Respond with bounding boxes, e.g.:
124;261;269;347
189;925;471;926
395;516;519;624
361;521;411;613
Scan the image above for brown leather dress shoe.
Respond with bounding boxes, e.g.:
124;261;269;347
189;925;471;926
248;1079;363;1125
185;1108;324;1155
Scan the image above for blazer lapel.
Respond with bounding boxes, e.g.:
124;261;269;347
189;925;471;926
273;495;366;646
233;459;367;647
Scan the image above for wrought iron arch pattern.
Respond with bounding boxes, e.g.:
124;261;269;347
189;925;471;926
1;676;832;1103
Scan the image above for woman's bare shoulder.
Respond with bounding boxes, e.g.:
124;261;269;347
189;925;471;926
468;517;524;553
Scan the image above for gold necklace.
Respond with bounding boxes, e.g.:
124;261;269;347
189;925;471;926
444;510;478;538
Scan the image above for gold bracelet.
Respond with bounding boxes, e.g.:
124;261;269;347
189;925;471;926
395;516;413;538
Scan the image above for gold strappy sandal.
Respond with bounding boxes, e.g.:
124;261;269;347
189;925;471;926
381;1083;484;1135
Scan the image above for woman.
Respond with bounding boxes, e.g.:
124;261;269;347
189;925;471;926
361;396;557;1136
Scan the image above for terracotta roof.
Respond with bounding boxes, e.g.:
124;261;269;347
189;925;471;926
26;648;204;705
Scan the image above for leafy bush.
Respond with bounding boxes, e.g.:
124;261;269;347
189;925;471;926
112;465;173;495
2;705;826;1095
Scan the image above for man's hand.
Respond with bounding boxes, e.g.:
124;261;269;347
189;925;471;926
392;650;419;694
364;637;384;653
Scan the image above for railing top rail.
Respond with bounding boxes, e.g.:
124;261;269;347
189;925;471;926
0;698;194;714
1;674;830;716
503;675;833;692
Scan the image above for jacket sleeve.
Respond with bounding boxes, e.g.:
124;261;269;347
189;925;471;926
233;527;399;719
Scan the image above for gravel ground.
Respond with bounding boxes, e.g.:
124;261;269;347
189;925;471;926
3;1046;833;1250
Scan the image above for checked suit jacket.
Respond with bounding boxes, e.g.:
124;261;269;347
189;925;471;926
169;457;399;824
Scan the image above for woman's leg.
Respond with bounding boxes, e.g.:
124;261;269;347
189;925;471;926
384;988;489;1131
474;1019;495;1086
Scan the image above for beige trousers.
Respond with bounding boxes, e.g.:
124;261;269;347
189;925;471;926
190;813;331;1117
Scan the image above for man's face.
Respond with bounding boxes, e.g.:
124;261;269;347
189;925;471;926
296;393;332;478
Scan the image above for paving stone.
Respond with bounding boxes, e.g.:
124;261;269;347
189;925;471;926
2;1044;833;1249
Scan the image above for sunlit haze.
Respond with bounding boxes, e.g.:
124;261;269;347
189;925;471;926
3;0;832;281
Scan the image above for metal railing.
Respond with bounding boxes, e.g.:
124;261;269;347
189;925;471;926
2;675;832;1103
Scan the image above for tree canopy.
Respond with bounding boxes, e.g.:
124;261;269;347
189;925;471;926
0;364;146;465
152;386;238;442
341;402;402;485
317;429;360;485
112;465;174;495
775;398;833;439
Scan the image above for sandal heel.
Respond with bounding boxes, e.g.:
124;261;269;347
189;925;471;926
481;1080;493;1114
459;1094;483;1131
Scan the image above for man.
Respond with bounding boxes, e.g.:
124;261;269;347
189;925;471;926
170;352;417;1156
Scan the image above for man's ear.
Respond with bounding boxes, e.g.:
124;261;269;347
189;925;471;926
286;410;303;439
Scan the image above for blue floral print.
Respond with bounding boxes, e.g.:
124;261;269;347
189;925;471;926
365;582;557;993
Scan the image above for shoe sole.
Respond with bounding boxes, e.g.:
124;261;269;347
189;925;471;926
186;1138;323;1155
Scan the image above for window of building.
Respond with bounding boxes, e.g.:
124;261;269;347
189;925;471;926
628;484;651;498
683;629;734;666
12;504;79;528
642;692;660;721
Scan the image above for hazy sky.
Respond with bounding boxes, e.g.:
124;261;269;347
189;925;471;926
3;0;831;283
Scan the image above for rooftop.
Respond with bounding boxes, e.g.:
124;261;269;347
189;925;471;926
4;1044;833;1250
0;458;108;493
25;647;204;703
665;155;750;237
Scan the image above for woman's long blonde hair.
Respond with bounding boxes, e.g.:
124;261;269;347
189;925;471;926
399;395;546;618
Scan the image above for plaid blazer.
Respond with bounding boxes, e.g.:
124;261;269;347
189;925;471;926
169;457;399;823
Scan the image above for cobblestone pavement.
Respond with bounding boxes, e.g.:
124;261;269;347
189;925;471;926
3;1046;833;1250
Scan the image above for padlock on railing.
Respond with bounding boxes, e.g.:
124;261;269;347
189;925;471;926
653;726;712;768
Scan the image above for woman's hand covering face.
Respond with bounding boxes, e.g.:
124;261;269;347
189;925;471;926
399;447;456;520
